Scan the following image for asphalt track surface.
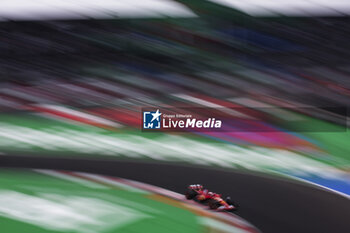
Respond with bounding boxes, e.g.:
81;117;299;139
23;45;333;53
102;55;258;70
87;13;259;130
0;155;349;233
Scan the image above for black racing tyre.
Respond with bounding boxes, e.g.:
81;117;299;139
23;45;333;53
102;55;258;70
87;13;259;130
185;189;197;200
226;197;239;209
225;196;233;205
208;199;220;209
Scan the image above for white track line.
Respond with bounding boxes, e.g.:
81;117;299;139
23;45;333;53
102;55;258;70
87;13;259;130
284;174;350;200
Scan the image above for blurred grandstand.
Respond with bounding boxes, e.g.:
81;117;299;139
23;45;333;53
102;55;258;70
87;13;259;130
1;1;349;118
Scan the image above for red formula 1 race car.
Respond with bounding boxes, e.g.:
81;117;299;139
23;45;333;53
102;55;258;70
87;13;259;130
185;184;238;212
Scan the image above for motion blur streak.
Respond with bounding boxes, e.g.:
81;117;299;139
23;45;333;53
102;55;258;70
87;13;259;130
0;0;196;21
0;1;349;233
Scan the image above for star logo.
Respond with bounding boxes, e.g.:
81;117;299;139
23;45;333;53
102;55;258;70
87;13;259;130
143;109;162;129
150;109;162;122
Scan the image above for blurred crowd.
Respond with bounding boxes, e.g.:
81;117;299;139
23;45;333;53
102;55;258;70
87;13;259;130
0;2;349;125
